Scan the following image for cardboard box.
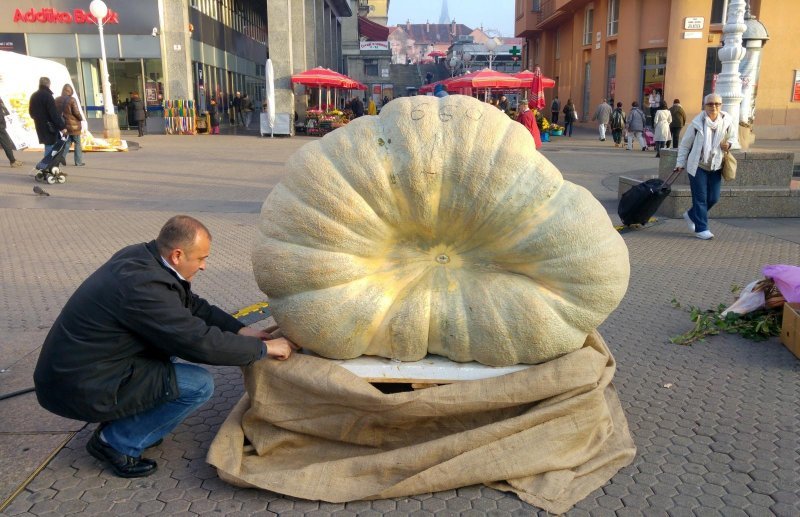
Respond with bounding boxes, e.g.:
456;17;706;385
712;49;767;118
781;303;800;359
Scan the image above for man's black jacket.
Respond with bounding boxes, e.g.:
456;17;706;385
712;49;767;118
28;85;65;145
34;241;263;422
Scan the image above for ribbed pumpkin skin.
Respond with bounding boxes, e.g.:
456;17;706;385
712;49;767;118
253;95;629;366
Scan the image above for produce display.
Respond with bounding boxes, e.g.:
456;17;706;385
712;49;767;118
253;94;630;366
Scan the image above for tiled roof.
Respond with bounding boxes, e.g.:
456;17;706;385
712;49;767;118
397;23;473;44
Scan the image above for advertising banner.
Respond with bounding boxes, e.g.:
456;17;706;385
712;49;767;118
0;50;124;150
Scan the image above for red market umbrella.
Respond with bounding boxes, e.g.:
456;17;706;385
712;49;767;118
530;67;546;110
428;50;446;57
512;69;556;89
291;66;350;88
447;68;522;90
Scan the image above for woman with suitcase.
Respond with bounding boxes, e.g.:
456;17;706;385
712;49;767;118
673;93;737;240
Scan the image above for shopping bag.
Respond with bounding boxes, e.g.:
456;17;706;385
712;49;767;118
721;151;737;181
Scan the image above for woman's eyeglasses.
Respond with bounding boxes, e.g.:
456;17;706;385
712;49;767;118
705;102;722;107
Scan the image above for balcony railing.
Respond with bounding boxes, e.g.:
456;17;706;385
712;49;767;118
540;0;555;22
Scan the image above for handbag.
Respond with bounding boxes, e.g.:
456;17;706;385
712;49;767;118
721;150;737;181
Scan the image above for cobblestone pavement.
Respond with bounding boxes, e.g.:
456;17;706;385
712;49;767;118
1;127;798;516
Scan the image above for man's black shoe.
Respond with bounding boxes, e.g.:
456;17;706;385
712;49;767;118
86;430;157;478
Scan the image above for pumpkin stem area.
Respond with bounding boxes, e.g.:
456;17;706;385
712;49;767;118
435;254;451;264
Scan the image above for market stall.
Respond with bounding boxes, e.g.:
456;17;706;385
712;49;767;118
291;67;365;136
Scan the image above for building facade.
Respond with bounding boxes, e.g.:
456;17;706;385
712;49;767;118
515;0;799;138
1;0;352;129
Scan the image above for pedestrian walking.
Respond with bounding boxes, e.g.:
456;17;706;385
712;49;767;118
231;92;242;126
653;100;672;158
241;93;254;128
669;99;687;149
498;95;510;115
0;96;23;167
609;102;626;148
33;215;299;478
647;89;661;126
130;93;147;137
592;99;612;141
625;101;647;151
29;76;66;160
562;99;577;137
208;99;220;134
55;84;86;166
674;93;737;240
550;96;560;124
351;96;364;118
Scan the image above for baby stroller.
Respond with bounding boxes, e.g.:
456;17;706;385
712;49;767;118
643;127;656;151
34;134;68;184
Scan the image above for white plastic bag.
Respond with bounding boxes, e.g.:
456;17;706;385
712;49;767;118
721;280;765;317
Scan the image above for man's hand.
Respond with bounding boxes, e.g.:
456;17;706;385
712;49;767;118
264;337;300;360
238;325;277;341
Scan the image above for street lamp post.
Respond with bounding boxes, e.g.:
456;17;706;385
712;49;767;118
738;2;769;149
89;0;120;142
484;37;498;70
449;57;459;77
716;0;747;149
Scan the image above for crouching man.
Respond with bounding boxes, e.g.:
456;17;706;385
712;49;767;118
34;215;298;478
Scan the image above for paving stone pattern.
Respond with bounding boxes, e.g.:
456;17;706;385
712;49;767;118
1;130;798;515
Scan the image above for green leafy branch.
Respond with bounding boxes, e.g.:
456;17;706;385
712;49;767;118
669;298;783;346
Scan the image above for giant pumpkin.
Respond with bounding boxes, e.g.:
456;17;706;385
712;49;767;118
253;95;629;366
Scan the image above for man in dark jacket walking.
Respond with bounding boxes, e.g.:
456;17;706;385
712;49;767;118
351;96;364;118
668;99;687;148
0;96;23;167
34;215;298;478
28;76;66;160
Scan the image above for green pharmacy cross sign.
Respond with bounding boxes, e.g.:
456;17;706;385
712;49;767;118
509;46;521;56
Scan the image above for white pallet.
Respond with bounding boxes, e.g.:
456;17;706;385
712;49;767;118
303;351;532;384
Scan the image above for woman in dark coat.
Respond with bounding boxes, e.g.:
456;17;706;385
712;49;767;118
562;99;577;138
55;84;85;166
130;92;147;137
208;99;220;134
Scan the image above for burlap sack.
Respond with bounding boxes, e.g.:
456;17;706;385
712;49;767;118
207;330;635;514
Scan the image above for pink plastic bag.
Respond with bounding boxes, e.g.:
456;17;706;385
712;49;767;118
762;264;800;303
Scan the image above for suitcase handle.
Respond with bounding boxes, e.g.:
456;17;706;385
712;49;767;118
663;168;682;188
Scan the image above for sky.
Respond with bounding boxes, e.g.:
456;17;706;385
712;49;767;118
387;0;515;38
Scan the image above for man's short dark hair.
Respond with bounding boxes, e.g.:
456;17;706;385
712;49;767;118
39;77;51;88
156;215;211;256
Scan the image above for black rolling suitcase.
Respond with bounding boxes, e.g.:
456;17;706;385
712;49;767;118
618;169;681;226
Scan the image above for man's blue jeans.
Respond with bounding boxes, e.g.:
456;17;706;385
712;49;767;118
687;167;722;233
100;363;214;457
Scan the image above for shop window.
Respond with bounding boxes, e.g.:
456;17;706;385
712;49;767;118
640;49;667;107
703;47;723;98
555;29;560;59
607;0;619;36
531;0;541;11
364;59;378;76
583;7;594;46
711;0;727;24
606;55;616;100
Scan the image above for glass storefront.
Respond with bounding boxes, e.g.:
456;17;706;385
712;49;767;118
640;49;667;106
